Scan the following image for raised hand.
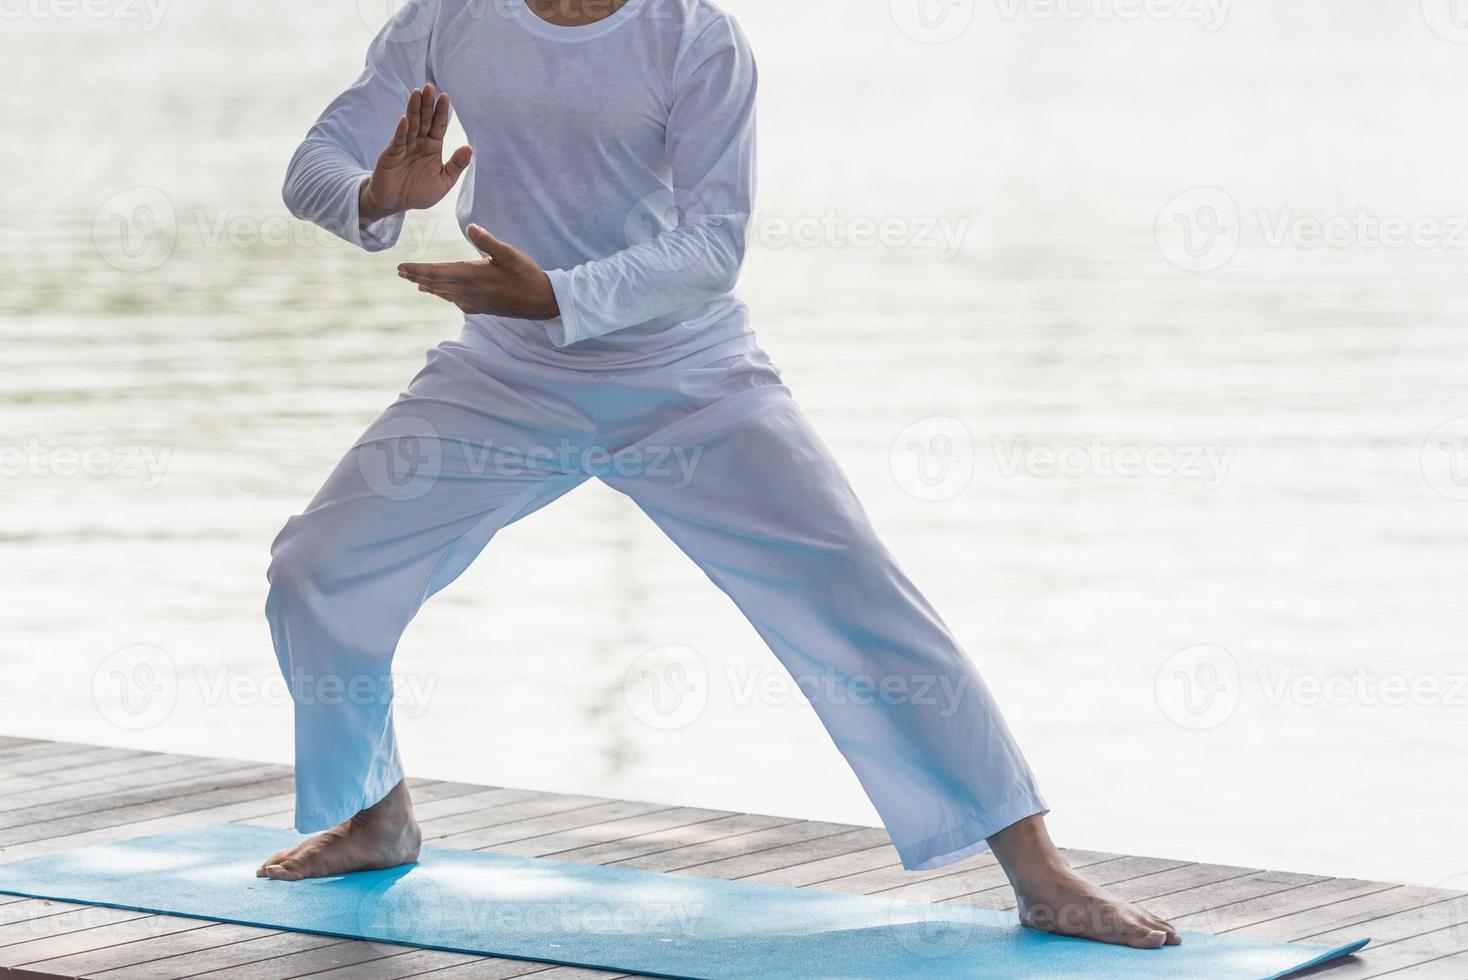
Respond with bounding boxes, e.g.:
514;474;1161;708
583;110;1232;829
397;224;560;320
359;83;473;225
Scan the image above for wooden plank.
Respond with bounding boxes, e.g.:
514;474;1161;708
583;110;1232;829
288;947;486;979
1302;895;1468;952
242;784;536;832
414;963;564;979
0;749;148;780
1368;949;1468;978
494;808;735;860
673;828;894;883
1302;932;1468;979
805;847;1112;898
0;758;272;816
83;932;348;979
0;915;210;966
1170;878;1403;934
1098;861;1256;907
0;753;236;800
547;814;797;867
0;966;74;980
1230;885;1460;942
0;767;291;834
0;744;97;767
611;820;862;874
0;786;299;863
740;844;900;888
166;939;421;979
0;738;44;752
422;795;612;844
445;801;675;851
0;903;151;949
1141;870;1328;921
13;923;282;978
0;777;299;849
0;898;135;931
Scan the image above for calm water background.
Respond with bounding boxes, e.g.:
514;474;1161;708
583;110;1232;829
4;0;1468;887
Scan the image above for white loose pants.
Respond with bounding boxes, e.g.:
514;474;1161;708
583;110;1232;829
266;337;1047;870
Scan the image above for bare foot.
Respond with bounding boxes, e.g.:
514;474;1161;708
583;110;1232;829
988;814;1181;949
256;779;421;881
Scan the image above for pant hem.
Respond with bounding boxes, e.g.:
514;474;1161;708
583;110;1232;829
293;759;406;835
894;792;1050;872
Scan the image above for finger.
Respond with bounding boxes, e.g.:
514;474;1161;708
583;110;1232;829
419;82;436;136
429;91;451;140
386;114;409;157
466;223;508;259
443;145;473;184
404;88;422;148
398;264;468;286
417;282;468;305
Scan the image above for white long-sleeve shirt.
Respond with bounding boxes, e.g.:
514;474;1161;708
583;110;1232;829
283;0;759;367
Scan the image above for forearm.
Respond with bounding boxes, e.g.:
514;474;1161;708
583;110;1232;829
284;138;406;253
547;217;744;346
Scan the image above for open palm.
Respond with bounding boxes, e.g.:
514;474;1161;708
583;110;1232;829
363;83;473;219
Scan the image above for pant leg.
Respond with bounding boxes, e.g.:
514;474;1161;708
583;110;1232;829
600;383;1047;870
266;344;591;832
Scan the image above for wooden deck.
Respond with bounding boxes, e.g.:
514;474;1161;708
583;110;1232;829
0;736;1462;980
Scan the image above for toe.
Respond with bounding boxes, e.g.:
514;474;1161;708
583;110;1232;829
1129;927;1168;949
257;850;292;878
263;862;303;881
1143;911;1182;944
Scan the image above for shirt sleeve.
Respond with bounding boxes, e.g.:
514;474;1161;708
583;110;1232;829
281;0;439;252
543;17;758;347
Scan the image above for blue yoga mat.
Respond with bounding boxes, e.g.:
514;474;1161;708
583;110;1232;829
0;824;1366;979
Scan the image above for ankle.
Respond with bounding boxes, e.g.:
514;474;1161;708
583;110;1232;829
357;780;417;831
987;814;1073;890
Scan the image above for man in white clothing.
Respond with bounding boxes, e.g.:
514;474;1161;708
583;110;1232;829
258;0;1180;949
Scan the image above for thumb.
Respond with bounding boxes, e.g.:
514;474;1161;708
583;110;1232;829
442;145;474;184
466;223;508;259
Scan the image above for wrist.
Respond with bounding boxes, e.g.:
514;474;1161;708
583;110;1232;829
358;177;397;226
534;271;561;320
